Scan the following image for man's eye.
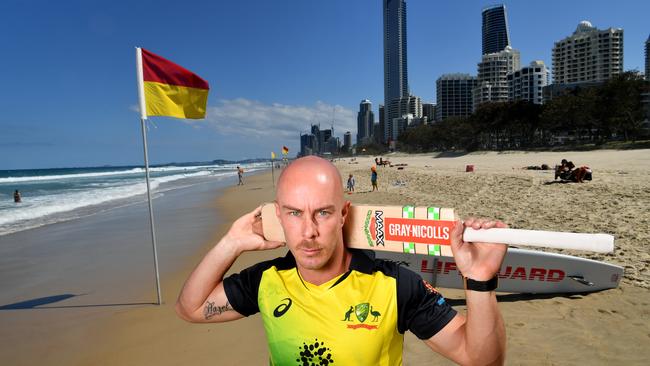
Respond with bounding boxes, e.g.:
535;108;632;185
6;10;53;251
319;210;330;217
289;211;301;217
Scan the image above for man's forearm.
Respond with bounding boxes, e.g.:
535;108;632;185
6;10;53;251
176;238;240;320
464;290;506;365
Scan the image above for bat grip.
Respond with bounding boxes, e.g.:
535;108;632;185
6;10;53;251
462;228;614;253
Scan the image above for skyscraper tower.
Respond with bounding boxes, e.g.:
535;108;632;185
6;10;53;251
645;34;650;81
482;4;510;55
357;99;374;145
383;0;408;143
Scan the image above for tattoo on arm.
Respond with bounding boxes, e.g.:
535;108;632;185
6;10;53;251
204;301;233;320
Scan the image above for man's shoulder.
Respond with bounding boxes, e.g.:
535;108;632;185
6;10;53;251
240;252;296;275
350;249;416;281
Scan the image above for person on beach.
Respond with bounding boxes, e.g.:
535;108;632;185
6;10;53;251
371;166;378;191
176;156;507;365
346;174;355;192
237;166;244;186
14;190;21;203
554;159;575;180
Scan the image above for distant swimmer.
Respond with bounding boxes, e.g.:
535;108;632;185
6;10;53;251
14;190;21;203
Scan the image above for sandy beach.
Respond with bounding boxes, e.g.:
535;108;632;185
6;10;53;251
1;149;649;365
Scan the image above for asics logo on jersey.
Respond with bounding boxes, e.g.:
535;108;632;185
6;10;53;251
273;297;292;317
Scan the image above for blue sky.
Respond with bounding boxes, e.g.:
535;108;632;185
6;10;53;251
1;0;648;169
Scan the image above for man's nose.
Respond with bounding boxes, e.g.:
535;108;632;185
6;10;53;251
302;215;318;239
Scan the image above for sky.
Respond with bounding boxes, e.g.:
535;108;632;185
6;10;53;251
1;0;648;169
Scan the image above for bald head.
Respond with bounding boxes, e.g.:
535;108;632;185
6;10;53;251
276;156;344;206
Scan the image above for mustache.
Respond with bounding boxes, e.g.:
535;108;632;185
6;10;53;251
297;242;321;250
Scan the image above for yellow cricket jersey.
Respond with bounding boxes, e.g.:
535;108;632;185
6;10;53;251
224;249;456;365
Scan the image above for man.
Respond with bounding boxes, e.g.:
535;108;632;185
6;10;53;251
347;174;355;192
371;166;378;191
176;156;507;365
14;190;22;203
237;166;244;185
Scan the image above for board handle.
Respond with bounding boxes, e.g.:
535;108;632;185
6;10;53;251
463;228;614;253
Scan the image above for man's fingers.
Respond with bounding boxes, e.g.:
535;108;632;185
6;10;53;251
251;205;263;219
252;216;264;237
466;217;504;230
263;240;286;250
452;220;464;240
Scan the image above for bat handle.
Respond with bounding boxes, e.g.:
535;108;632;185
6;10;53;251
462;228;614;253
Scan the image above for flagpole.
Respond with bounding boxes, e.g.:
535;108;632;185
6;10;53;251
271;156;275;187
136;47;162;305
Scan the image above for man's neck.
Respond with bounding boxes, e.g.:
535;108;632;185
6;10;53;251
298;248;352;286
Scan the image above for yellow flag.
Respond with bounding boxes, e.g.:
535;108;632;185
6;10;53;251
137;48;210;119
271;152;276;159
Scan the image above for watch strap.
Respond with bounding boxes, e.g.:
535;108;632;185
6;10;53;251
463;275;498;292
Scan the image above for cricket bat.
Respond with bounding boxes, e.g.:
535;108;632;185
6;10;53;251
260;203;615;254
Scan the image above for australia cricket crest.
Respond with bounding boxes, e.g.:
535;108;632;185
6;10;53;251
354;302;369;323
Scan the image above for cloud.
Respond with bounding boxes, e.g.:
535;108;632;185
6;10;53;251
198;98;356;139
129;104;141;114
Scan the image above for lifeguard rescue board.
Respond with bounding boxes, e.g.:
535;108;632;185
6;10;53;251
375;248;623;294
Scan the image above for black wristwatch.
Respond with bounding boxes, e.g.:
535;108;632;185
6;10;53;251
463;275;498;292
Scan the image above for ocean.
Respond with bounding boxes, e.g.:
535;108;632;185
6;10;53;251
0;162;267;236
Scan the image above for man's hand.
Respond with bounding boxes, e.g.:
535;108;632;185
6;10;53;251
222;205;286;255
427;217;507;364
176;205;285;323
450;218;508;281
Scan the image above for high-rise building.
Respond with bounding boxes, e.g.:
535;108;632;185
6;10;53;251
378;105;385;143
310;124;321;153
300;124;336;155
508;61;549;105
473;46;520;110
326;136;340;155
300;133;316;156
373;123;382;144
436;74;477;121
482;4;510;55
387;94;421;141
422;103;435;123
343;131;352;152
356;99;375;145
389;95;422;120
383;0;408;143
320;128;332;152
552;21;623;85
645;34;650;80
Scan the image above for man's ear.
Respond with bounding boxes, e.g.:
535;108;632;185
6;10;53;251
340;201;351;226
274;200;281;220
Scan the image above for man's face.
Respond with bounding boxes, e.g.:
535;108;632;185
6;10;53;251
275;171;349;272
